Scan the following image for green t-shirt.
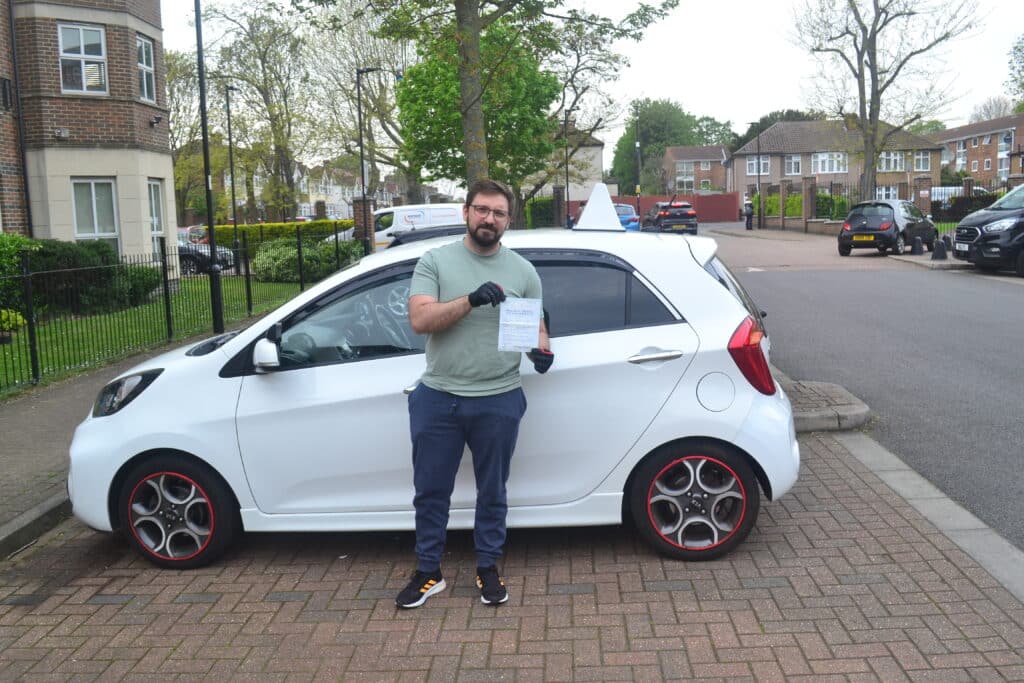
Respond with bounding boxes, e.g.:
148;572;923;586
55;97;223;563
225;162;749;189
410;239;543;396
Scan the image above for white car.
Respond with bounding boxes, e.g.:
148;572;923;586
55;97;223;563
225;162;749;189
69;227;799;569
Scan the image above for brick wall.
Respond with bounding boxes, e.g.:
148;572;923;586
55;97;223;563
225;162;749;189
1;0;28;234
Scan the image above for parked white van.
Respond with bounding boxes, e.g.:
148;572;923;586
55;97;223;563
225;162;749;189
331;203;465;248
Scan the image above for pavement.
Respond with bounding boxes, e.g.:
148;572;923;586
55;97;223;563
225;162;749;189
2;353;1023;680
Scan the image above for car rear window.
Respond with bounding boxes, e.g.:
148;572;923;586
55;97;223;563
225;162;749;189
615;206;634;216
848;204;894;224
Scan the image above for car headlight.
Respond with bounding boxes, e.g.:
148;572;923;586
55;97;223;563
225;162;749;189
982;218;1017;234
93;370;162;417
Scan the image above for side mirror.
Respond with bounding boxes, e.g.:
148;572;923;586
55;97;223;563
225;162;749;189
253;338;281;372
266;322;282;343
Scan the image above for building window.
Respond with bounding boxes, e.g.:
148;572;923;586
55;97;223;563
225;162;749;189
984;158;991;171
676;160;694;192
877;151;905;172
983;135;991;145
811;152;848;174
875;185;899;199
676;178;694;192
971;137;978;147
971;160;978;172
784;154;801;175
148;179;163;256
700;160;710;171
746;155;769;175
137;36;155;102
59;25;107;94
73;179;118;253
955;140;966;170
700;179;711;190
914;151;931;172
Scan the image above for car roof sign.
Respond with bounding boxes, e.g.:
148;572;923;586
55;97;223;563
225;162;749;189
574;183;626;231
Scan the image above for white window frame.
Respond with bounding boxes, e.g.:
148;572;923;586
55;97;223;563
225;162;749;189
137;36;155;103
983;158;991;170
700;160;711;171
983;135;991;145
971;160;978;172
59;24;108;94
914;151;931;172
784;154;801;176
676;178;695;192
876;151;905;172
971;137;978;147
148;179;163;256
875;185;899;200
746;155;769;176
811;152;848;174
72;178;119;251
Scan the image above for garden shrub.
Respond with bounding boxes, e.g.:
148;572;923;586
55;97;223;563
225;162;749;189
785;194;803;217
0;233;41;310
525;196;554;228
252;237;362;283
213;220;356;252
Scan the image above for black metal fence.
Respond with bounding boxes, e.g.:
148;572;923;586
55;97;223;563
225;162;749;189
0;230;361;396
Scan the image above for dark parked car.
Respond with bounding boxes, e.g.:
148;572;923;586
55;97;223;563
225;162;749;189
642;201;698;234
952;184;1024;276
388;224;467;248
837;199;938;256
176;229;234;274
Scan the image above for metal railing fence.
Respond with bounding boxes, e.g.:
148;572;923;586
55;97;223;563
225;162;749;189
0;230;361;396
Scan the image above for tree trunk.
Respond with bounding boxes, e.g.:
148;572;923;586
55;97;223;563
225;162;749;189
402;167;425;205
455;0;488;184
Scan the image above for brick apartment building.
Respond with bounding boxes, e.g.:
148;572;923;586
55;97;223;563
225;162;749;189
661;145;729;194
1;0;173;255
928;113;1024;188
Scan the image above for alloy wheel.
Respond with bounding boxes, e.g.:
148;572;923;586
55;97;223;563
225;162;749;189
127;471;214;561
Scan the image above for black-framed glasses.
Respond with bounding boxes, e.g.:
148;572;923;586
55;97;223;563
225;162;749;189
469;204;509;220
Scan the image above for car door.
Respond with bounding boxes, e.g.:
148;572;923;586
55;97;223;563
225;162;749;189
899;202;922;241
505;252;699;506
234;264;427;514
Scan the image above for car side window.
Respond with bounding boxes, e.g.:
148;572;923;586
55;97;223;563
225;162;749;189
535;263;674;336
278;272;425;368
907;204;925;220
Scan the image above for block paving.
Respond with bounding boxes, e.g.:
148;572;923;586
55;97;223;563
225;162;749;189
2;432;1023;681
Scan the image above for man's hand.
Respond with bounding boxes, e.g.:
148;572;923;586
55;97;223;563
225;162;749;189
527;348;554;374
468;281;506;308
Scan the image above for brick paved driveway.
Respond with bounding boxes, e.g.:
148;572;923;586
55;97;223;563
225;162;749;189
2;433;1023;681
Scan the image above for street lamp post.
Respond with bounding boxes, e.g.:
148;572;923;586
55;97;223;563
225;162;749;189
225;84;239;271
564;108;572;227
356;66;383;256
634;109;642;215
755;129;763;230
194;0;224;333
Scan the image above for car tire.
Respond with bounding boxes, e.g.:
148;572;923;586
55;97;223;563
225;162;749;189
180;256;200;275
838;244;851;256
117;454;240;569
976;264;999;274
890;233;905;255
628;441;760;561
1016;251;1024;278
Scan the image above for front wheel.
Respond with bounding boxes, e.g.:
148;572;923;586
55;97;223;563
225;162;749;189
117;455;240;569
628;442;760;561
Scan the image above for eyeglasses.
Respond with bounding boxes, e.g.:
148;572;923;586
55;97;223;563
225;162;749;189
469;204;509;220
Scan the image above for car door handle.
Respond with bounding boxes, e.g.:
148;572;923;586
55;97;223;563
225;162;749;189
403;384;418;395
628;350;683;364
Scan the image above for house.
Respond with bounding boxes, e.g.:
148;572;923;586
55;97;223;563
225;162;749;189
661;145;729;193
531;122;604;205
928;113;1024;188
1;0;174;256
729;120;942;202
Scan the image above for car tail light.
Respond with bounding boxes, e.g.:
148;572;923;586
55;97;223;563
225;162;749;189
880;221;893;231
629;217;639;223
686;210;696;217
842;222;851;231
658;210;669;217
728;317;776;395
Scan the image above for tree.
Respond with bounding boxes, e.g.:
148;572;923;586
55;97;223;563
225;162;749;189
294;0;678;185
166;49;202;225
795;0;978;197
397;21;560;221
907;119;946;135
1007;34;1024;110
733;110;822;152
970;96;1014;122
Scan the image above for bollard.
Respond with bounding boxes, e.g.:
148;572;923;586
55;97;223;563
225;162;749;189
942;234;953;251
911;235;924;255
931;238;948;260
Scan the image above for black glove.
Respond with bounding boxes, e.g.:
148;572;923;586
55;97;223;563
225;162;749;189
527;348;554;374
468;281;506;307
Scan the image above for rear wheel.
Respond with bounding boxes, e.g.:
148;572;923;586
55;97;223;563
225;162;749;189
117;454;240;569
890;233;905;255
1016;251;1024;278
180;255;200;275
628;441;760;561
838;244;851;256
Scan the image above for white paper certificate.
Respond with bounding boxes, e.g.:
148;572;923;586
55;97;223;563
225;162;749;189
497;297;541;352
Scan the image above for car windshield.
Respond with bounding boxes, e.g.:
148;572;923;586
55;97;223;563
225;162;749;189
848;203;894;227
988;185;1024;210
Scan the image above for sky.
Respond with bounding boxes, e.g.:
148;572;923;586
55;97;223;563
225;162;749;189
162;0;1022;170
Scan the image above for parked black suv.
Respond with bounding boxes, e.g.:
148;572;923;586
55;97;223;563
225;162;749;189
641;201;698;234
952;184;1024;277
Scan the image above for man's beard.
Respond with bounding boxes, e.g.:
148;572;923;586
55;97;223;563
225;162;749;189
468;222;501;248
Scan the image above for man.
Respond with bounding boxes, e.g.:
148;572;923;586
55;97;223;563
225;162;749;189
396;179;553;609
744;200;754;230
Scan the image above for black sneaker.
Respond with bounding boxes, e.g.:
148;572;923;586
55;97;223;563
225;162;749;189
476;565;508;605
395;569;445;609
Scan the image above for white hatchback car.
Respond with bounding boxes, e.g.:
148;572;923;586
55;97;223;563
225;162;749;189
69;228;800;569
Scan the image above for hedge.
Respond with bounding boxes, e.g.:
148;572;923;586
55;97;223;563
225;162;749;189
209;219;355;250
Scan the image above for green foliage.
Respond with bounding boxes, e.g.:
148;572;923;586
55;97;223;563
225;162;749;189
525;196;554;228
212;220;355;250
940;165;970;186
0;308;26;332
251;237;362;283
396;21;560;186
815;194;849;220
907;119;946;135
0;233;41;310
1008;34;1024;106
785;193;803;217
